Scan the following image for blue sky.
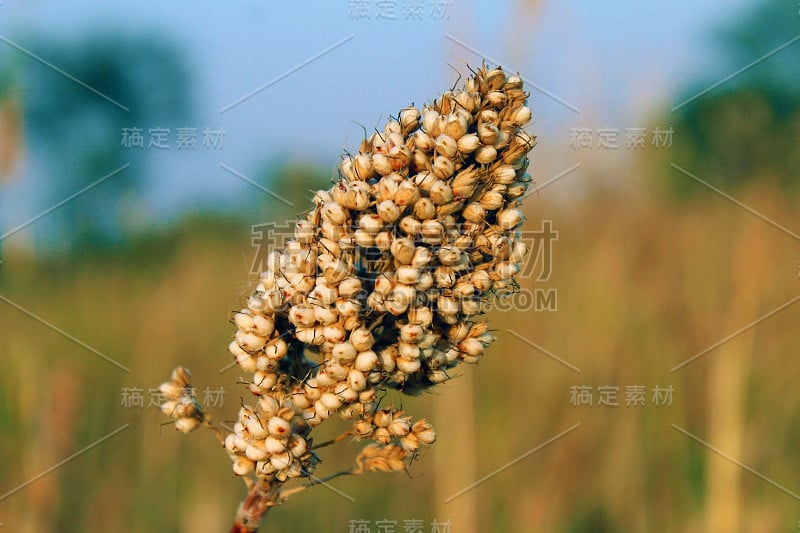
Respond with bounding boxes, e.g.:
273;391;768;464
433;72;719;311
0;0;758;229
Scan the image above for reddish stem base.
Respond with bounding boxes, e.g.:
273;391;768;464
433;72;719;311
229;480;280;533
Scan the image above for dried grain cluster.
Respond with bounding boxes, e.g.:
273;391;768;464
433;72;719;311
160;63;535;487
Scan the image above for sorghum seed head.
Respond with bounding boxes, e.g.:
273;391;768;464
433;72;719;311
268;416;291;436
161;63;535;489
413;421;437;444
233;457;255;476
400;106;421;134
475;145;498;165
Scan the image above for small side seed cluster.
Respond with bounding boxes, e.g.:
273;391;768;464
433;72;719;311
160;367;206;433
160;64;535;489
225;399;317;480
353;408;436;458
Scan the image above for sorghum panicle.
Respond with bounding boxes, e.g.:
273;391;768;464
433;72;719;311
160;62;534;492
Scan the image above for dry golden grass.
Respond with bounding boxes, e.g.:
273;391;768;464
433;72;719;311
1;184;798;532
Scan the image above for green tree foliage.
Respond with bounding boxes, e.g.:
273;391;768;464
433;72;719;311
19;32;191;248
665;0;800;196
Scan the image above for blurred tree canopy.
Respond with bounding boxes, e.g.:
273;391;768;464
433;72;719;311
17;32;191;248
663;0;800;196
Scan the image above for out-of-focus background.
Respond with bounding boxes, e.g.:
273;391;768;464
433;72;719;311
1;1;799;531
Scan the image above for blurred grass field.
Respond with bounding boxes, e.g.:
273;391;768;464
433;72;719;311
1;178;798;532
2;2;799;529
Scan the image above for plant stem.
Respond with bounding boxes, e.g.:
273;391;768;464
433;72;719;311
229;479;281;533
228;469;357;531
310;430;352;450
